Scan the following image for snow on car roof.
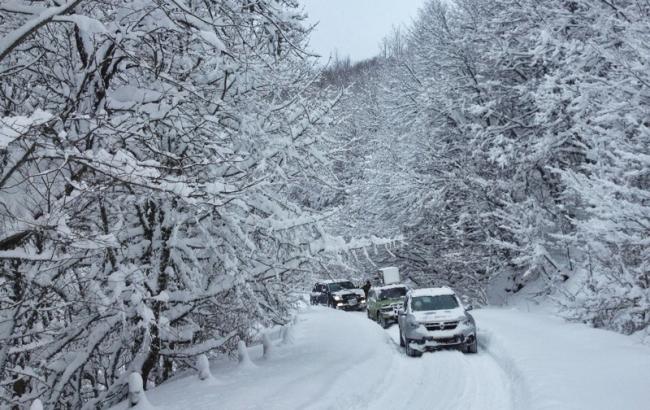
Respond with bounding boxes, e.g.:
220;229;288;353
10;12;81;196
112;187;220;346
321;279;354;284
375;283;408;291
409;287;456;297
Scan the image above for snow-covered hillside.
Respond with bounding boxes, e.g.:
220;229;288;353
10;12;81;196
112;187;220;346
112;307;650;410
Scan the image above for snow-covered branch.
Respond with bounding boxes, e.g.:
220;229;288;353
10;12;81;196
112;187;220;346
0;0;84;63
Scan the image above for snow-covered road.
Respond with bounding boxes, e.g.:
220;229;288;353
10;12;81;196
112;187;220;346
115;307;650;410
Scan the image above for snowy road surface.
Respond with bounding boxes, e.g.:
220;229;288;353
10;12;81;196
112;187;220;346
113;307;650;410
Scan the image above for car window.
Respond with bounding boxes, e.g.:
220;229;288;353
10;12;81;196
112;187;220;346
378;287;407;300
411;295;459;311
327;281;355;292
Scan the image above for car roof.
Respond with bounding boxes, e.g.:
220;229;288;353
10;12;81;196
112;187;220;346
318;279;353;284
408;287;456;297
375;284;408;291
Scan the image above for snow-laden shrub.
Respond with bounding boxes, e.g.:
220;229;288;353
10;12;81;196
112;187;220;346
281;325;294;345
196;355;212;381
237;341;254;369
29;399;43;410
128;373;153;409
262;333;273;359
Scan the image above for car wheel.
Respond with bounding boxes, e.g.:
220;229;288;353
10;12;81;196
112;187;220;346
399;329;405;347
465;338;478;354
405;338;422;357
367;309;372;319
379;314;388;329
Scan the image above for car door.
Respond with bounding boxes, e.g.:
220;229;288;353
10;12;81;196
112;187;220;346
398;295;409;329
367;290;377;317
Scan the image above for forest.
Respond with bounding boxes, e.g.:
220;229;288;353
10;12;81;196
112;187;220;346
1;0;648;407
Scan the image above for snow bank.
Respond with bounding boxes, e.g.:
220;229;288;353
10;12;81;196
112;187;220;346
475;308;650;410
109;307;650;410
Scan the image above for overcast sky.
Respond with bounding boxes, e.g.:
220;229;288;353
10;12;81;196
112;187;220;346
301;0;428;63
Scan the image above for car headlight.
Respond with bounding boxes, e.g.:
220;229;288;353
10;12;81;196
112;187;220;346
461;316;473;326
333;295;342;301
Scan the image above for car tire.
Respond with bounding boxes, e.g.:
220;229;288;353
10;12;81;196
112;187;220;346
464;338;478;354
379;314;388;329
399;329;405;347
405;338;422;357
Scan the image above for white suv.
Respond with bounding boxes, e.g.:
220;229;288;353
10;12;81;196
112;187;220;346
397;287;477;357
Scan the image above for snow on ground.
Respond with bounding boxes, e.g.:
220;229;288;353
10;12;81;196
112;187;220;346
475;308;650;410
111;307;650;410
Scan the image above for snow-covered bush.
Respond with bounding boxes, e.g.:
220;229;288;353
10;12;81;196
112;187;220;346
281;324;294;345
196;355;212;381
128;373;153;409
262;333;273;359
237;341;254;369
29;399;43;410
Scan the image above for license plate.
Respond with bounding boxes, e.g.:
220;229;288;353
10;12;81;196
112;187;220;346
348;298;357;305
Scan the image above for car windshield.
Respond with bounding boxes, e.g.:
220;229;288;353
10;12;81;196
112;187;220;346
327;281;355;292
379;287;407;300
411;294;459;311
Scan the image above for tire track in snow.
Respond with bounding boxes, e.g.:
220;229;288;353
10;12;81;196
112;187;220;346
354;322;516;410
294;309;397;410
115;307;650;410
477;328;532;409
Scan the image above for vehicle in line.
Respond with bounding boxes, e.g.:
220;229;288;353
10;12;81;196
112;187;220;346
397;287;477;357
366;284;409;328
310;280;367;311
377;267;400;285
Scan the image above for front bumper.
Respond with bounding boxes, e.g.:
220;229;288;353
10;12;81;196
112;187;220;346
379;308;400;320
334;299;366;310
409;333;476;352
404;322;476;351
380;312;398;320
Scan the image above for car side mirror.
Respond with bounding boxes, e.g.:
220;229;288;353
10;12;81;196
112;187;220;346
465;304;474;311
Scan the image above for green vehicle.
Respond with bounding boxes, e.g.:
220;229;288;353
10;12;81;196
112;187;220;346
366;284;409;328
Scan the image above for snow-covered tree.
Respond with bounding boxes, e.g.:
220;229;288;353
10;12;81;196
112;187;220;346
1;0;338;407
326;0;649;324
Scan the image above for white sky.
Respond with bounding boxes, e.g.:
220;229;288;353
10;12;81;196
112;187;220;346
300;0;428;63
